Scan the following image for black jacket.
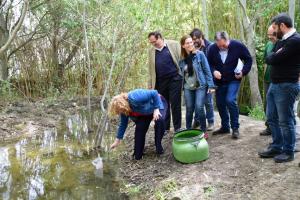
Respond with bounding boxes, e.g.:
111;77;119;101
266;32;300;83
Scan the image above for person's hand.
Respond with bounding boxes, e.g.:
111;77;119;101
213;71;222;80
110;138;121;149
235;72;243;79
153;108;162;121
208;88;215;93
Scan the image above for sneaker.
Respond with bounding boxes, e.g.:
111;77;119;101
164;130;170;135
258;148;282;158
259;128;271;136
207;123;214;131
274;153;294;163
232;129;240;139
212;128;230;135
175;128;185;133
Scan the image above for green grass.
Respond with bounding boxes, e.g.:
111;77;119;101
154;179;178;200
247;104;265;121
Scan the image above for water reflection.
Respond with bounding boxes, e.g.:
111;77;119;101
0;111;124;200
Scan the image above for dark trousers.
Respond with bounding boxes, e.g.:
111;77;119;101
155;74;182;131
133;98;168;160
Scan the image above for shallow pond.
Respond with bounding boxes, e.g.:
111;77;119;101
0;111;127;200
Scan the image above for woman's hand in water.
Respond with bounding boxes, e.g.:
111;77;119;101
110;139;121;149
153;109;162;121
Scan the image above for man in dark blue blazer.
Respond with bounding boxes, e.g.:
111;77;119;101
207;31;252;139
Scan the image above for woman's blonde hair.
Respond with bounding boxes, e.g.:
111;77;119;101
108;93;132;116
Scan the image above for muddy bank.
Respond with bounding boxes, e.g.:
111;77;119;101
119;114;300;200
0;97;102;141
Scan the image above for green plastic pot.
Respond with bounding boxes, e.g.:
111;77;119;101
172;129;209;164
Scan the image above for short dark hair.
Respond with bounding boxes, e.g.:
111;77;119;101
271;13;293;28
148;31;162;39
214;31;229;41
190;28;205;39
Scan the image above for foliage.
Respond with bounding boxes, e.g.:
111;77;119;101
0;0;299;109
204;185;215;198
121;183;142;198
154;178;178;199
247;104;265;120
0;80;22;101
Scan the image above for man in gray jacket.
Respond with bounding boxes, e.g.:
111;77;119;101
148;31;182;132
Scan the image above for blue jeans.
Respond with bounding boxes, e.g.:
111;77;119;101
216;81;240;130
184;88;207;130
205;93;214;124
267;82;300;154
194;93;215;124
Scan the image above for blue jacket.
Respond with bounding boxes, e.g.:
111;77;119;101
116;89;163;139
179;51;215;89
207;39;252;86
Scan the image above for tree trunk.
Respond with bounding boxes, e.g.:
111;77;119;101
201;0;209;39
239;0;262;106
289;0;295;25
83;0;92;131
0;51;8;80
0;12;9;80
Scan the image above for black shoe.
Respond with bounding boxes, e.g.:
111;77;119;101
274;153;294;163
259;128;271;136
156;144;164;155
258;148;282;158
232;129;240;139
212;128;230;135
192;121;200;129
156;149;164;155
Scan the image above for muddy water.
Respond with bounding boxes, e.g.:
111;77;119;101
0;111;126;200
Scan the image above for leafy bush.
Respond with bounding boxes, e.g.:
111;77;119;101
247;104;265;120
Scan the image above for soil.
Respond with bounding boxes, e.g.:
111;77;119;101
119;113;300;200
1;99;299;200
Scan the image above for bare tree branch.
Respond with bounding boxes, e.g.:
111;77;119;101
7;12;48;59
63;35;82;67
0;0;29;54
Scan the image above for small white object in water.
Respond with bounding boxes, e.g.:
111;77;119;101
92;157;103;178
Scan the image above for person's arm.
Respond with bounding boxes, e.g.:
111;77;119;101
149;90;162;109
111;114;129;149
199;52;215;88
266;39;300;65
240;43;252;76
207;46;222;80
116;114;129;140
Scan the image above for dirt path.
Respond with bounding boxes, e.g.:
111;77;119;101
119;112;300;200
